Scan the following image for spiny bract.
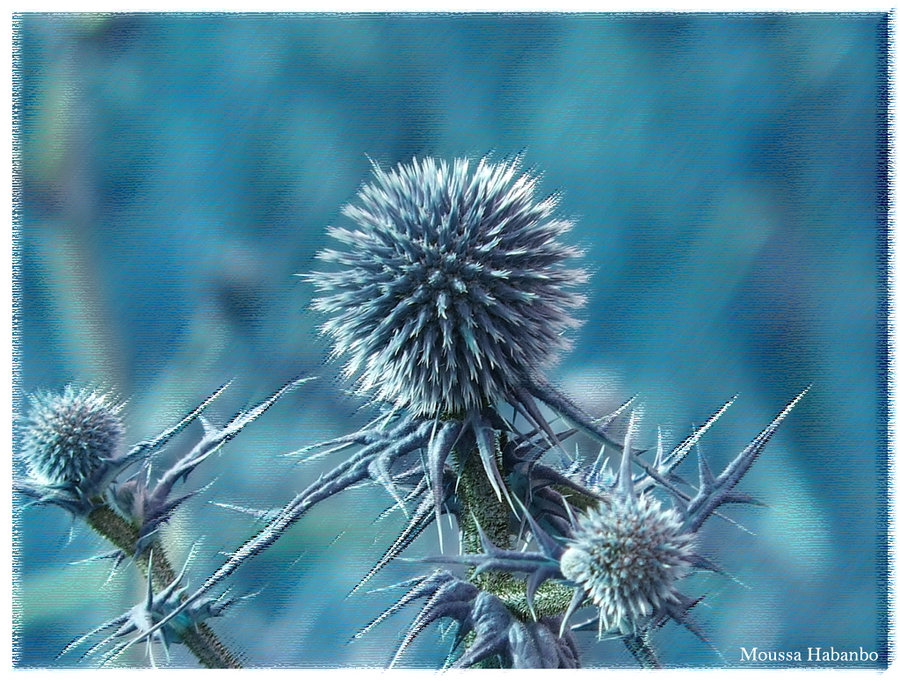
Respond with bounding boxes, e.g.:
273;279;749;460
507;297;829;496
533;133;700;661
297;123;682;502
21;385;125;488
309;156;587;416
560;494;694;635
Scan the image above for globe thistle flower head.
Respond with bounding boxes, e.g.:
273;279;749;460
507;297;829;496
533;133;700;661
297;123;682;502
21;385;125;489
560;494;694;636
309;156;587;416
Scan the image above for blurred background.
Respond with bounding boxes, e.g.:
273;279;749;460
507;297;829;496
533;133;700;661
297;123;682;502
12;13;888;668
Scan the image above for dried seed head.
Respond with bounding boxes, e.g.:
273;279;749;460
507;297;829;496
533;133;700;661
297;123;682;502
21;386;125;488
309;156;586;416
560;494;694;635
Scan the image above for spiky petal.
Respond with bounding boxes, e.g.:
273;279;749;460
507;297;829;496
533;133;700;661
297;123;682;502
309;156;586;416
559;494;694;636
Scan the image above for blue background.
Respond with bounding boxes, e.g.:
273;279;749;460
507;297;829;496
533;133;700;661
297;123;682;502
13;13;889;668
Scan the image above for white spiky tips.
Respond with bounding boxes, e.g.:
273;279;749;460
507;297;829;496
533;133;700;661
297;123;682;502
560;495;694;635
21;386;125;488
309;156;587;417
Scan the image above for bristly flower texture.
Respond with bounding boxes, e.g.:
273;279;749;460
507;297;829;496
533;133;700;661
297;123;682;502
560;495;694;635
309;156;587;416
15;379;308;668
74;158;806;670
21;386;125;490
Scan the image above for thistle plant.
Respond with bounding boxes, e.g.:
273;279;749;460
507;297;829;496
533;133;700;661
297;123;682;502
19;156;806;668
14;378;309;667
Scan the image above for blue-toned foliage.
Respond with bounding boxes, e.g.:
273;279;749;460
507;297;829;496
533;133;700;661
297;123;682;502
14;379;308;667
61;550;244;667
15;11;886;670
358;570;580;669
17;156;807;670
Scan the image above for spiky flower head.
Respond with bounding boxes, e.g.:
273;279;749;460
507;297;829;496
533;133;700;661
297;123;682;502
560;494;694;635
309;156;587;416
21;385;125;488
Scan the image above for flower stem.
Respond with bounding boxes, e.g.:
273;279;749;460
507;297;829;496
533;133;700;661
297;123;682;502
86;503;242;668
458;445;511;553
455;435;578;667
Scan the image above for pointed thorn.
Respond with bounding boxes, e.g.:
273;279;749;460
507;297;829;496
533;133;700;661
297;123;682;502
616;409;640;498
559;587;586;637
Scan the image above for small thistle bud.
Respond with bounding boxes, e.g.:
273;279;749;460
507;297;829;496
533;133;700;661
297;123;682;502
309;156;587;416
560;494;694;635
21;386;125;489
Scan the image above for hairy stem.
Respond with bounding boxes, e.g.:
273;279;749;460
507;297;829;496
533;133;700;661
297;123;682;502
455;436;579;667
455;439;511;668
86;503;242;669
458;446;510;552
457;435;511;588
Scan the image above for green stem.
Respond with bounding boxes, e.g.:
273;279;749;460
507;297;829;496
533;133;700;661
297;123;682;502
455;438;510;668
457;440;510;553
455;443;582;618
454;433;664;670
455;435;575;666
86;504;242;669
